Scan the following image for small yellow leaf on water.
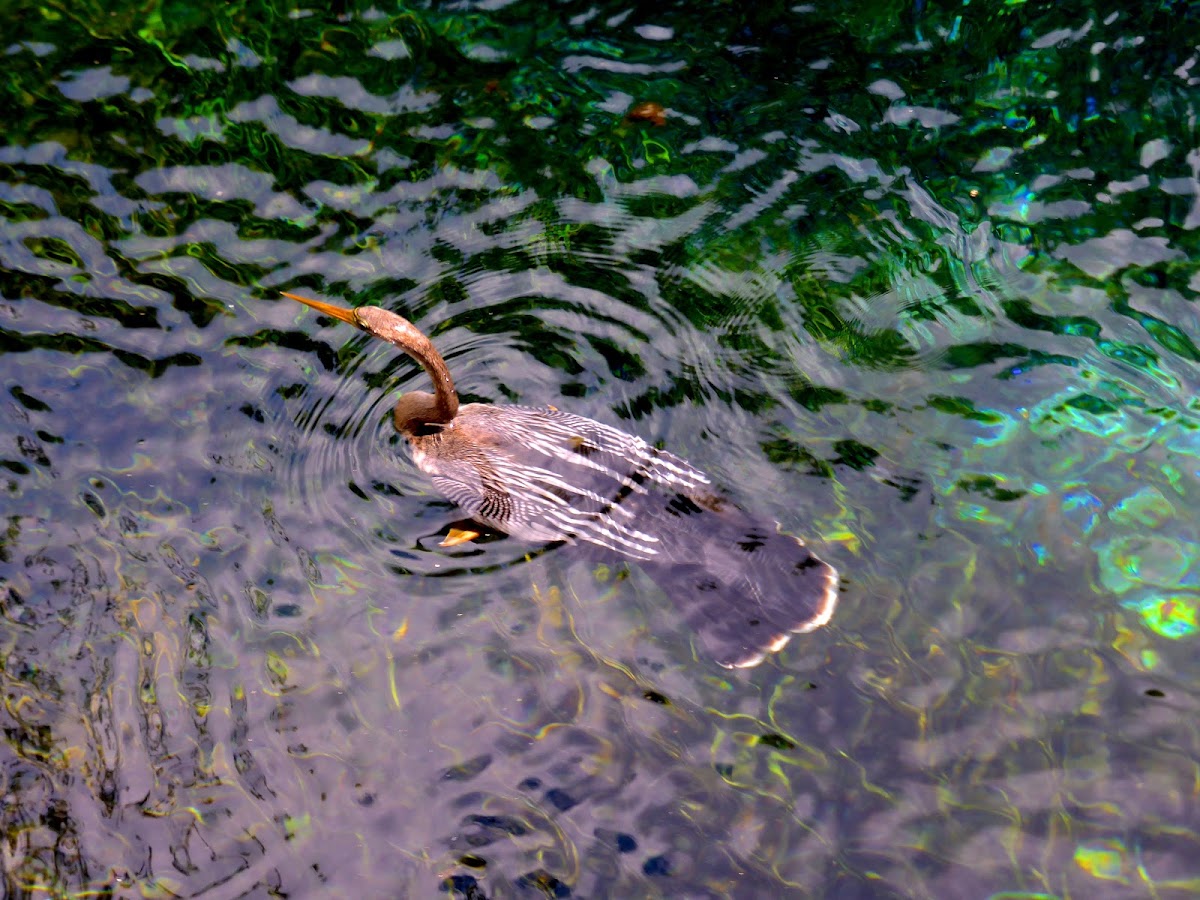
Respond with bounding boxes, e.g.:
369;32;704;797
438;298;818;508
439;527;480;547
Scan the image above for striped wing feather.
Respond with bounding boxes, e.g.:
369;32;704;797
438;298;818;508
421;404;709;557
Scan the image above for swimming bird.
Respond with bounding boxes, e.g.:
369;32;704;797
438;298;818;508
283;291;839;667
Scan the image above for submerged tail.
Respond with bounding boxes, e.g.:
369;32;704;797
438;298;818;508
612;492;839;668
641;525;838;668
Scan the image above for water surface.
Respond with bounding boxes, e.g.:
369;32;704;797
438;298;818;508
2;0;1200;897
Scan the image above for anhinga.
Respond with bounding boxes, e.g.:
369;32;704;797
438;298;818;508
283;291;839;668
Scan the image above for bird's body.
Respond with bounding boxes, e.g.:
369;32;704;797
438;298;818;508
283;291;839;668
410;403;708;556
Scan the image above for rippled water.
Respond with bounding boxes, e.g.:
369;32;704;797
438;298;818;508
3;0;1200;896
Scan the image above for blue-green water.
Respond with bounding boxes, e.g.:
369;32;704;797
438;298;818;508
3;0;1200;896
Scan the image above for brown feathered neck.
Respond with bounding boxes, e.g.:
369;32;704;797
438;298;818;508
281;291;459;428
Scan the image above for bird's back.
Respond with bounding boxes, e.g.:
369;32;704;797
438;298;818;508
411;403;711;557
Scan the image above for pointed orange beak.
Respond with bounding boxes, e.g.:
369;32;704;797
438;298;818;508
281;291;359;326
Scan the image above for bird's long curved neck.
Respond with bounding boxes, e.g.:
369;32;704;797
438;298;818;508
281;291;459;424
379;316;459;424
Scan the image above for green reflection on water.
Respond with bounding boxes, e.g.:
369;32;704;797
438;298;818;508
1073;839;1129;882
1120;594;1200;640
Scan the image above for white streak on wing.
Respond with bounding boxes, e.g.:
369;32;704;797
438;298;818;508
519;430;653;496
507;464;663;554
514;408;711;493
509;465;627;513
648;452;709;487
572;516;660;557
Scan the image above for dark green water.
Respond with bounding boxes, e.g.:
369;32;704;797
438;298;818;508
3;0;1200;896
